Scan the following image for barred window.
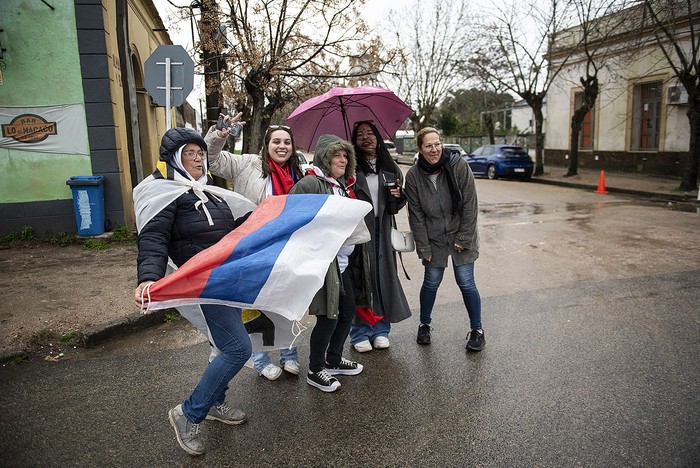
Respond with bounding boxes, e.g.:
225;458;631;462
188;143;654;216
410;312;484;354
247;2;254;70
630;81;662;151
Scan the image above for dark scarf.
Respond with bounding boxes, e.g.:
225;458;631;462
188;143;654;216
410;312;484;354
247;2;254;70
269;159;296;195
417;151;462;215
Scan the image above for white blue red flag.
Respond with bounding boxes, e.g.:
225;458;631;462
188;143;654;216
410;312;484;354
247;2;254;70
142;194;371;351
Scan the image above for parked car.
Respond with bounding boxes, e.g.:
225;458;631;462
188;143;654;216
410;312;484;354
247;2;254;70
413;143;466;164
384;140;400;162
465;144;533;180
443;143;467;157
296;150;313;172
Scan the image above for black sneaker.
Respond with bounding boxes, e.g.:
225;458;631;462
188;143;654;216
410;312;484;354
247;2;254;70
417;324;431;345
466;329;485;351
307;369;341;392
325;357;363;376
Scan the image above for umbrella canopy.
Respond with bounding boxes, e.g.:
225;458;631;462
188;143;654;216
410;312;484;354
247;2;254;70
286;86;413;150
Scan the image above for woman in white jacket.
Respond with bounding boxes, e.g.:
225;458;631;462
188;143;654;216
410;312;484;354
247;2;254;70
205;117;305;380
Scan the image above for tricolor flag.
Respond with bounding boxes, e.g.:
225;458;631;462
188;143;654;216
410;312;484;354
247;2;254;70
143;194;371;352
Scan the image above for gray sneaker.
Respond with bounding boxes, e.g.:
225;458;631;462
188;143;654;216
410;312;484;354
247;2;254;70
206;402;247;425
168;404;205;456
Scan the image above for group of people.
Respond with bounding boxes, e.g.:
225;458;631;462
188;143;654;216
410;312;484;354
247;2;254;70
133;116;485;456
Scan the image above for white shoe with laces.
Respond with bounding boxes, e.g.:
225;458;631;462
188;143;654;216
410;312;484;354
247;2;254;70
283;360;300;375
373;336;390;349
259;363;282;381
353;340;372;353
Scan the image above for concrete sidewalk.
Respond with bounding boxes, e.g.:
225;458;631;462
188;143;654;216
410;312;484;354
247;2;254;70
532;165;698;201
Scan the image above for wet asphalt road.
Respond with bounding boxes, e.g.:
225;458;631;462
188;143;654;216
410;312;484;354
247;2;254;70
1;180;698;466
2;275;698;466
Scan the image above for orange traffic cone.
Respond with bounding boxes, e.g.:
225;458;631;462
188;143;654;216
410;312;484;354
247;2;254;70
594;170;609;194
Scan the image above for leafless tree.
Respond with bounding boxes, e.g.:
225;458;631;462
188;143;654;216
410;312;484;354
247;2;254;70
641;0;700;191
469;0;578;176
176;0;394;152
553;0;634;177
384;0;474;132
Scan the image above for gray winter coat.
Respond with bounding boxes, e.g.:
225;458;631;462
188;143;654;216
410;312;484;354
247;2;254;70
289;134;372;319
405;152;479;267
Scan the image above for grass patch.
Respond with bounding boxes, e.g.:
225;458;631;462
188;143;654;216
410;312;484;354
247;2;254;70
164;311;181;322
46;231;77;246
112;224;135;242
28;328;58;347
0;225;38;244
82;239;111;250
11;354;28;365
60;331;77;343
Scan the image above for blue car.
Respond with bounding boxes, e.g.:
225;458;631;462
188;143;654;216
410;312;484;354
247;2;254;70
465;145;534;180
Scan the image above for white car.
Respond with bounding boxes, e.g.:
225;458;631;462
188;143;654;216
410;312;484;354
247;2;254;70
384;140;400;162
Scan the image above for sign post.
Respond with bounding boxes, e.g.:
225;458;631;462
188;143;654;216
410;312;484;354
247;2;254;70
144;45;195;129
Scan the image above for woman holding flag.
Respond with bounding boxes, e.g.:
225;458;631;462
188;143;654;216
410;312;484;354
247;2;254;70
205;116;305;381
290;134;371;392
134;127;255;456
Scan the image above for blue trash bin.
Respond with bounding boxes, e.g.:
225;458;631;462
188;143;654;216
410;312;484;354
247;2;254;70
66;175;105;236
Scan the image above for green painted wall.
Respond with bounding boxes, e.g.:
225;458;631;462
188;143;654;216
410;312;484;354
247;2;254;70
0;0;91;203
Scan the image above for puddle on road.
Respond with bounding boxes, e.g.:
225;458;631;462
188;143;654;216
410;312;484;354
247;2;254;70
480;199;698;218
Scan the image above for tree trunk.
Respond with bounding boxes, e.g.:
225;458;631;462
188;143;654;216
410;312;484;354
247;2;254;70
567;107;589;177
484;114;495;144
680;103;700;191
532;105;545;176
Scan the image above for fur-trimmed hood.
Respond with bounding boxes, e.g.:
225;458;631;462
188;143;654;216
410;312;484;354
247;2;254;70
313;134;356;184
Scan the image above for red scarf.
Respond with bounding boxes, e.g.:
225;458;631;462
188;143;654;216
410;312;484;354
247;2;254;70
269;159;295;195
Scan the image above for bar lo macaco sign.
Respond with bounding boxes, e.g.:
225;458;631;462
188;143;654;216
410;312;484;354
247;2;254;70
1;114;58;143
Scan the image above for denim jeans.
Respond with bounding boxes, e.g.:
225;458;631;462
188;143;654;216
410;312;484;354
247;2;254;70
308;268;355;372
251;348;299;373
419;262;482;330
349;320;391;344
182;304;252;423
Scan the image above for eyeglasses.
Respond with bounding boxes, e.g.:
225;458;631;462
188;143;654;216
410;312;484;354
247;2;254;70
422;142;442;151
268;125;291;131
183;150;206;160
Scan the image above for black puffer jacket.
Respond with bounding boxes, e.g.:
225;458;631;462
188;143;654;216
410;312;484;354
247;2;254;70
136;127;249;284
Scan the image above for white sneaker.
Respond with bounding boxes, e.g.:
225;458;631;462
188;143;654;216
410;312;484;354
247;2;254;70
353;340;372;353
259;363;282;381
283;360;300;375
373;336;390;349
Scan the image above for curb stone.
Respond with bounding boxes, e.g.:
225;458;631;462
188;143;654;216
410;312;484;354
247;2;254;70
0;308;175;365
530;177;695;202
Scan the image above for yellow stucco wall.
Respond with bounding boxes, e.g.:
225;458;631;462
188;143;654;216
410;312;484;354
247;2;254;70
100;0;173;227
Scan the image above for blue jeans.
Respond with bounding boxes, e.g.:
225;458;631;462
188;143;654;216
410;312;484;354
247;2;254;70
251;348;299;373
419;262;482;330
182;304;252;423
349;320;391;344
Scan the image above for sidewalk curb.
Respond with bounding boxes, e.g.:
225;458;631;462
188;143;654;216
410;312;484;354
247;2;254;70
0;308;174;365
530;177;696;202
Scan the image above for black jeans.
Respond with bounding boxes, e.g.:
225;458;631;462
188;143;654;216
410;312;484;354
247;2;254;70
308;268;356;372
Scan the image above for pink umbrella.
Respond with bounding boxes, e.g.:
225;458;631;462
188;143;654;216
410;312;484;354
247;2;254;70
286;86;413;150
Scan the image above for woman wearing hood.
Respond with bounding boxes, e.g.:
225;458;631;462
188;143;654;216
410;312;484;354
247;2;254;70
404;127;485;351
133;128;254;456
290;134;371;393
205;115;304;381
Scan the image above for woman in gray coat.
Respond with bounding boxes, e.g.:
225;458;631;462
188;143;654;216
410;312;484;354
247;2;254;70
404;127;485;351
348;120;411;353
